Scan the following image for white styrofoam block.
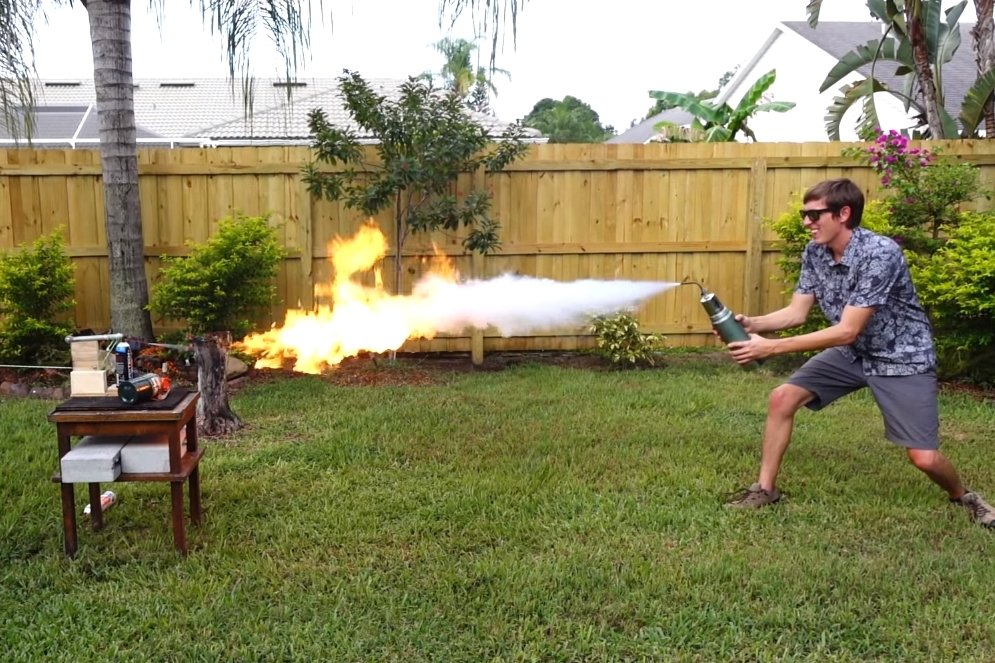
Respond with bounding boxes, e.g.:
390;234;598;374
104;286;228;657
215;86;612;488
60;435;129;483
69;369;109;396
120;433;187;474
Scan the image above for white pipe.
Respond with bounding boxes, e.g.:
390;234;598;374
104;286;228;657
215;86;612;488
70;103;94;149
65;333;124;343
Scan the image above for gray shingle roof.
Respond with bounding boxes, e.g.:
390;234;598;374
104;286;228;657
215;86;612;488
606;108;694;144
3;77;539;145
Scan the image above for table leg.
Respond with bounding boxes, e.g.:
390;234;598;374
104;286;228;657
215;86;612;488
88;483;104;531
170;481;187;555
60;482;77;557
189;466;202;526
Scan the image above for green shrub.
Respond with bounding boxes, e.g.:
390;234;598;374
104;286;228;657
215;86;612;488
0;229;75;366
767;197;894;336
590;312;663;368
149;213;286;338
912;211;995;382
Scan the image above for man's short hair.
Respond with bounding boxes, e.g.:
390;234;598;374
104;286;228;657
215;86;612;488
803;178;865;228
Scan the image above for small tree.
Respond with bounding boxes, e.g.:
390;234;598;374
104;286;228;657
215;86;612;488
149;213;285;436
521;96;615;143
303;71;528;296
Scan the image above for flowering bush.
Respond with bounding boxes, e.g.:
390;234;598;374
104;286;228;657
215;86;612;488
845;129;984;255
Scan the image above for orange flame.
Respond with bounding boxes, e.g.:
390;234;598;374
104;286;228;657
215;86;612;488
237;223;459;374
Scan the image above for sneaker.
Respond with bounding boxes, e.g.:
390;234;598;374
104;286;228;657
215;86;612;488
951;491;995;528
725;483;781;509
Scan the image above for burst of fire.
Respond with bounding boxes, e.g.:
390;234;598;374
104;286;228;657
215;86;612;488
237;223;459;374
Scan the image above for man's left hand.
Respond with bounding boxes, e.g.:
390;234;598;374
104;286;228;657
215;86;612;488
727;334;776;364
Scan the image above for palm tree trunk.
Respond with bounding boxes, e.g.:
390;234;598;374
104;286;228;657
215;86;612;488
194;332;243;436
84;0;154;340
907;7;946;138
973;0;995;137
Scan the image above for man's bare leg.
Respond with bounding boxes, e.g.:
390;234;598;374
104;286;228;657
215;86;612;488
757;384;815;491
906;449;966;499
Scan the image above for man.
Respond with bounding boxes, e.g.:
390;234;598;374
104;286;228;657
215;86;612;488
723;178;993;527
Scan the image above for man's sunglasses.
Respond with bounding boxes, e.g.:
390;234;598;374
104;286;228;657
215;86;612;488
799;208;835;222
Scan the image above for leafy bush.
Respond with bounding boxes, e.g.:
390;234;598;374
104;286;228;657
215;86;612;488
0;229;75;365
590;312;663;368
149;214;286;338
912;211;995;383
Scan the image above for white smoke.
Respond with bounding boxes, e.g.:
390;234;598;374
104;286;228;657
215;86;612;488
412;274;681;336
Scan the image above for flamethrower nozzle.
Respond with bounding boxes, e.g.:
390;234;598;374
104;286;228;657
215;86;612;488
680;279;707;296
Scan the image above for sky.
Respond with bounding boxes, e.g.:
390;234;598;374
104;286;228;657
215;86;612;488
29;0;978;132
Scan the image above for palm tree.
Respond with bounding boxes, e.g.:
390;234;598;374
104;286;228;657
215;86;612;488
437;0;524;70
431;37;510;104
434;37;478;97
0;0;321;341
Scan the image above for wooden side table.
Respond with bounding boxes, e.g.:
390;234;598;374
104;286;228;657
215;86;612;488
48;390;204;557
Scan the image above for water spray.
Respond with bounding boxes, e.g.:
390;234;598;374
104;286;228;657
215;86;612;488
681;280;759;367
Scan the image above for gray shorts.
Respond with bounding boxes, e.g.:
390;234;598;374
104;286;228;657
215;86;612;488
786;347;939;450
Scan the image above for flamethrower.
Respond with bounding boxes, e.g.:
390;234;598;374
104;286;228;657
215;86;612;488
681;281;760;368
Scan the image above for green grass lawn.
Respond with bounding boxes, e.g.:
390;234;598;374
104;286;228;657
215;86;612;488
2;357;994;662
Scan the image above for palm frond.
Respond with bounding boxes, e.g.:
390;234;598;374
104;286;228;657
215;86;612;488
0;0;48;140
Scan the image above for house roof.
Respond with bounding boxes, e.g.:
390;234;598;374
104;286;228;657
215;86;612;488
605;108;694;144
610;20;980;143
1;77;541;146
781;20;978;128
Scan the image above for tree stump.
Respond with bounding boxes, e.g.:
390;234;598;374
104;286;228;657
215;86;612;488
194;331;243;436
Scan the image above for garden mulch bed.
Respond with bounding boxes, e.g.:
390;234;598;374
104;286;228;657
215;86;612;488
229;351;629;390
3;351;992;399
0;351;608;397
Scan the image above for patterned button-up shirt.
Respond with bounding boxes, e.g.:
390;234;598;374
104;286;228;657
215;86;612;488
797;227;936;376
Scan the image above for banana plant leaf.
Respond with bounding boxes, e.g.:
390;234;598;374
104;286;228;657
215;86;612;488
820;39;908;93
735;69;777;113
703;126;733;142
824;78;891;141
647;91;726;126
938;106;960;138
926;0;966;66
753;101;797;113
806;0;822;27
958;67;995;136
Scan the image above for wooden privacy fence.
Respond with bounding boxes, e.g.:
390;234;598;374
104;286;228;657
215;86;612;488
3;141;995;355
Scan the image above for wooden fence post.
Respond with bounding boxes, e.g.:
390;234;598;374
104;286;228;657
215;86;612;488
297;179;315;311
471;164;487;365
470;251;485;365
744;158;768;315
